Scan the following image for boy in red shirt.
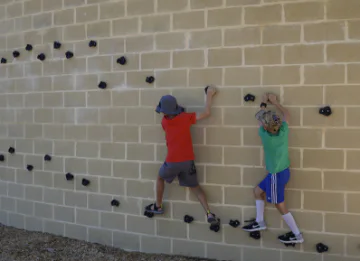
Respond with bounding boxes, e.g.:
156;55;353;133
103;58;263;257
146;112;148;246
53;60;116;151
145;86;218;224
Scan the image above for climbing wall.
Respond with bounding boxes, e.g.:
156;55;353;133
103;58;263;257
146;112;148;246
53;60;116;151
0;0;360;260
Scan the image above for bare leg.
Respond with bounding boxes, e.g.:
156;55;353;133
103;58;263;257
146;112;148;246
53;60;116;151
254;186;265;200
275;202;289;215
156;175;165;208
189;185;210;213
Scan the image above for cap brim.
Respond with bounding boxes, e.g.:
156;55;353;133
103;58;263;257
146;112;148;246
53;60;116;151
155;105;161;114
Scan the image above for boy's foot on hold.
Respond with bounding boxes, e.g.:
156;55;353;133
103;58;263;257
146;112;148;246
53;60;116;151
278;232;304;244
207;212;217;224
145;203;164;214
242;221;267;232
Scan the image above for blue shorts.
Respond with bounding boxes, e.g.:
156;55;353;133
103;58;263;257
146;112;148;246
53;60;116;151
258;168;290;204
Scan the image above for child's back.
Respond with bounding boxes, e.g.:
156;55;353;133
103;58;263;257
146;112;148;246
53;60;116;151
162;112;196;163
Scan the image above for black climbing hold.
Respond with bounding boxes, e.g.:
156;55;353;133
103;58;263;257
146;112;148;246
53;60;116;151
111;199;120;207
98;81;107;89
82;178;90;186
8;147;15;154
250;231;261;240
65;51;74;59
26;165;34;171
89;40;97;47
146;76;155;84
44;154;52;161
316;243;329;253
37;53;46;61
184;215;194;224
284;243;296;247
244;94;255;102
25;44;33;51
205;86;209;94
117;56;127;65
144;211;154;218
0;155;5;162
53;41;61;49
65;173;74;181
229;219;240;228
1;58;6;64
13;51;20;58
210;221;221;232
319;106;332;117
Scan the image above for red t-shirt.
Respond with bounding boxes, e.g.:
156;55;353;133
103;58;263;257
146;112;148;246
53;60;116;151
162;112;196;163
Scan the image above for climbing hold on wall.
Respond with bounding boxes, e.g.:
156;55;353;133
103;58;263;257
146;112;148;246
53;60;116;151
81;178;90;186
205;86;210;94
184;215;194;223
319;106;332;117
44;154;52;161
210;219;221;233
116;56;127;65
26;165;34;171
316;243;329;253
250;231;261;240
111;199;120;207
65;173;74;181
8;147;15;154
1;58;6;64
244;94;255;102
65;51;74;59
53;41;61;49
98;81;107;89
229;220;240;228
89;40;97;47
13;51;20;58
0;155;5;162
146;76;155;84
37;53;46;61
25;44;33;51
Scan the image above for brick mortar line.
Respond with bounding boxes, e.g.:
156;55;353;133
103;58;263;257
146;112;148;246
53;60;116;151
2;17;359;41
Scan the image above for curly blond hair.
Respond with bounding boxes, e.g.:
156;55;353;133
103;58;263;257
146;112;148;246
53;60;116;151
256;110;282;132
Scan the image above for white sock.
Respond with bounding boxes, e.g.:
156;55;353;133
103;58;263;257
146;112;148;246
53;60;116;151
255;200;265;223
282;212;300;236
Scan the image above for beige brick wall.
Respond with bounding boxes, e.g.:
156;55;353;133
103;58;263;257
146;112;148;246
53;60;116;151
0;0;360;260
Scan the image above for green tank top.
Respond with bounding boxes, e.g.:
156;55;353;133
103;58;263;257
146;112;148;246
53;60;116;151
259;122;290;174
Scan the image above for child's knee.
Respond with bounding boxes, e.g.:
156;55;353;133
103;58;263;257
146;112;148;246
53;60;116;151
254;186;263;198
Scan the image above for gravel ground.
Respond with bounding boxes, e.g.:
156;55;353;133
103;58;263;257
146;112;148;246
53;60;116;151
0;224;215;261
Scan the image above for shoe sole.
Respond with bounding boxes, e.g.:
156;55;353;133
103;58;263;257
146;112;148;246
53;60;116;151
145;209;164;214
242;227;267;232
279;239;304;244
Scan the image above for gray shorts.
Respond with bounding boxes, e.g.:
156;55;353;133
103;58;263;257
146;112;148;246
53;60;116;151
159;161;199;187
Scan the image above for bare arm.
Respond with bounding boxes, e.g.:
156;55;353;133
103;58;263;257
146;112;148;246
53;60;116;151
268;93;290;123
196;86;216;121
273;102;290;123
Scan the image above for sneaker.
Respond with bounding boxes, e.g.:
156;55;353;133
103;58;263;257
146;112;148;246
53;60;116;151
207;212;217;224
242;221;267;232
145;203;164;214
278;232;304;244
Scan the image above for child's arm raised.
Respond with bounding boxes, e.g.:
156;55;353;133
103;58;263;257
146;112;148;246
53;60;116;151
196;85;217;121
268;93;290;123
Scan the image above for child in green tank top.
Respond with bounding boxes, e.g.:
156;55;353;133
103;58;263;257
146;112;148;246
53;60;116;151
242;93;304;244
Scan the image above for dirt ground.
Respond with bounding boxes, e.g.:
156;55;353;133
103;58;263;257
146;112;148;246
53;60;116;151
0;224;215;261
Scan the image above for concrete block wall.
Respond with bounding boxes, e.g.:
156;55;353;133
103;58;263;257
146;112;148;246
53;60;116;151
0;0;360;260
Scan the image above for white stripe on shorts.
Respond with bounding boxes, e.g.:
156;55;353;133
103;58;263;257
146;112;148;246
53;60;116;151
274;174;277;204
271;174;278;204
